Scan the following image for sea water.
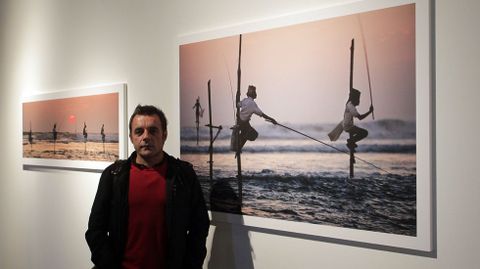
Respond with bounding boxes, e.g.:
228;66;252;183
181;120;416;236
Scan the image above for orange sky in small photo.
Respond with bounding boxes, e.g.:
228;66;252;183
23;92;119;134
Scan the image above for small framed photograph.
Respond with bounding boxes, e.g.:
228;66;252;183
179;0;433;253
22;83;128;172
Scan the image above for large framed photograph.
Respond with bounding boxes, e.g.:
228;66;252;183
179;0;433;252
22;83;128;172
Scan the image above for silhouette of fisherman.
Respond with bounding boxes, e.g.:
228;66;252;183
28;124;33;148
342;88;374;151
101;124;106;143
52;123;58;141
236;85;277;152
83;122;88;154
193;97;204;126
192;97;204;145
101;124;106;153
83;122;88;142
52;123;58;154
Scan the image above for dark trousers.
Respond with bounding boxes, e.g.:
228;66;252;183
238;120;258;150
346;126;368;144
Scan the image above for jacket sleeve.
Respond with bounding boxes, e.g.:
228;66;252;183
85;166;116;269
184;165;210;269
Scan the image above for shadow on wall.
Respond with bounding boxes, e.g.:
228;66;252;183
207;180;254;269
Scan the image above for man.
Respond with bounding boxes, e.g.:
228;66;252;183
100;124;106;143
52;123;58;154
192;97;204;145
343;88;374;151
86;105;210;269
236;85;277;151
192;96;204;127
83;122;88;141
52;123;57;142
101;124;106;153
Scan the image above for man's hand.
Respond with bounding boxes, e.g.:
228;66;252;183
267;118;277;125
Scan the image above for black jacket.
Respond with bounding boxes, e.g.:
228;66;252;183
85;152;210;269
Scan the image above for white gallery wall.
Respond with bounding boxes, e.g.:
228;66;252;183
0;0;479;268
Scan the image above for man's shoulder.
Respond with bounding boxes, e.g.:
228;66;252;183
346;102;357;110
104;158;130;175
241;97;255;104
167;154;193;169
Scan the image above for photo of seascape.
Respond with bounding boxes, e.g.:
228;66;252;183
23;92;120;162
181;121;416;236
180;4;417;236
22;131;119;161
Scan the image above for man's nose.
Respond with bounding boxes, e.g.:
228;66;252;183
141;129;151;140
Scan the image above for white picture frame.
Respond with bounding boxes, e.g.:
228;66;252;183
178;0;434;253
22;83;128;172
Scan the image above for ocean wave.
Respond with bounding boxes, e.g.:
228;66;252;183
23;132;119;143
181;142;415;154
181;119;415;141
199;173;416;236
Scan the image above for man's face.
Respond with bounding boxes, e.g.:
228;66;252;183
129;114;167;164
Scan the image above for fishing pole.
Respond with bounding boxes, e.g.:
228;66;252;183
222;54;236;122
358;15;375;120
274;122;393;175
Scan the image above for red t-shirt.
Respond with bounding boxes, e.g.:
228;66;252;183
121;160;168;269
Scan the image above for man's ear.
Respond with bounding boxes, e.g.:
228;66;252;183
163;131;168;140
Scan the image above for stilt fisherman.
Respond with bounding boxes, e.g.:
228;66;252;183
83;122;88;142
192;97;204;145
343;88;374;151
193;96;204;125
236;85;277;152
100;124;106;143
52;123;58;143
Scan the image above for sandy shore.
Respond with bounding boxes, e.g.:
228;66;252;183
23;141;119;161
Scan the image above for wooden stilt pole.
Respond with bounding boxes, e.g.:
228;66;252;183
349;39;355;179
208;80;214;188
206;80;223;189
349;134;355;178
235;34;243;206
196;117;199;145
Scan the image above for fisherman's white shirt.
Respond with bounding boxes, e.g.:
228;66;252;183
343;101;360;131
239;97;263;121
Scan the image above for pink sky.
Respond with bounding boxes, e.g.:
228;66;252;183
180;4;415;127
23;92;119;133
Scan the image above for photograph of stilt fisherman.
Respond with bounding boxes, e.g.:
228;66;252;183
180;4;417;236
22;92;121;162
192;96;205;145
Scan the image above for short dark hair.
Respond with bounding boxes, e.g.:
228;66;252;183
129;104;168;133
